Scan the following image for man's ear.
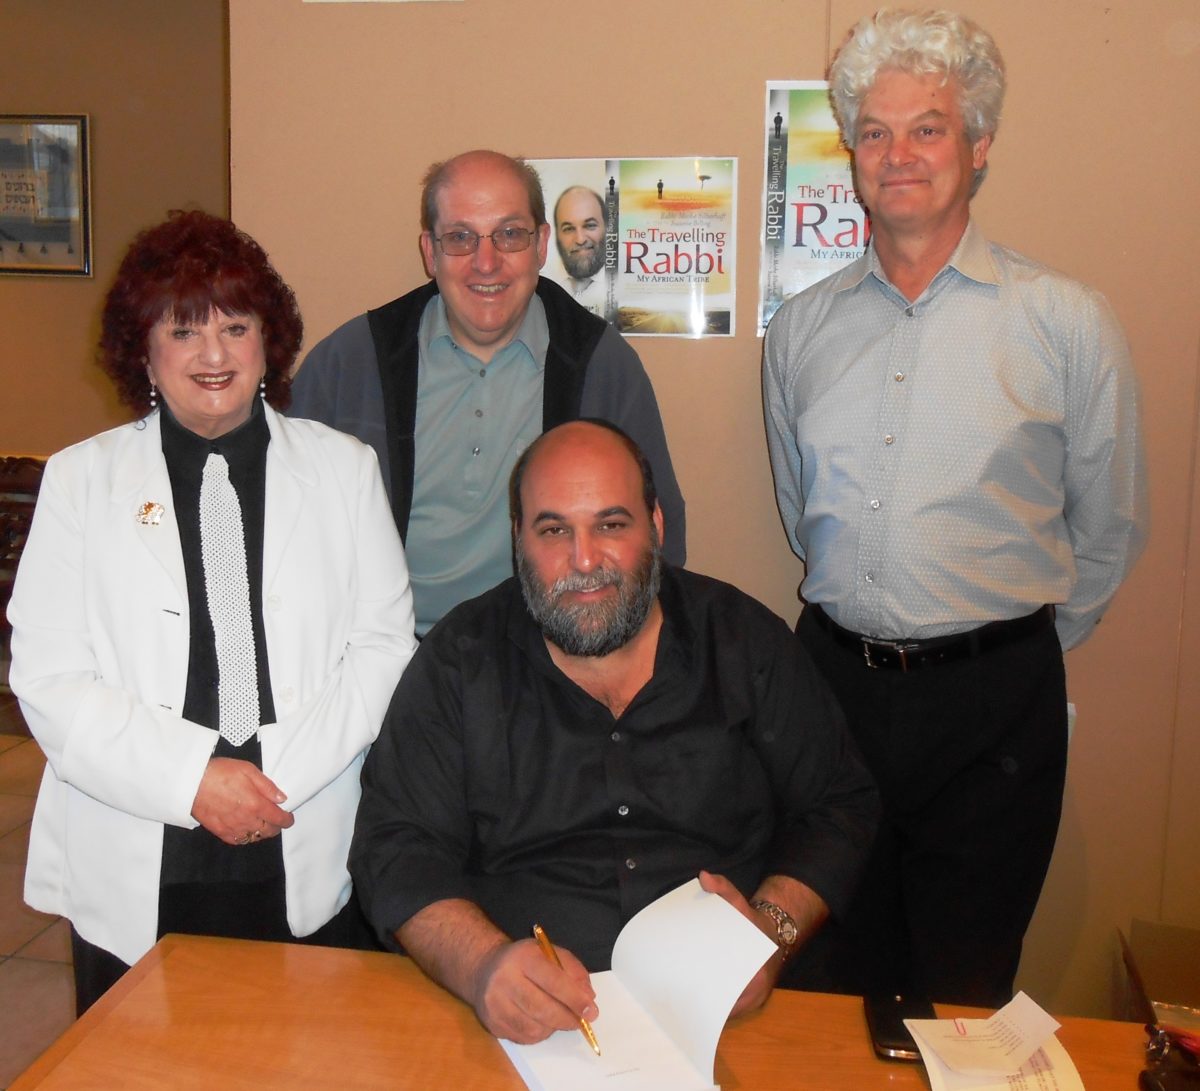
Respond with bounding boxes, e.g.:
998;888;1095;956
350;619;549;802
971;132;993;171
535;223;551;270
652;501;665;546
419;232;437;279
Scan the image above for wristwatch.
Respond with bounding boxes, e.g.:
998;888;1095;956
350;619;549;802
751;898;799;956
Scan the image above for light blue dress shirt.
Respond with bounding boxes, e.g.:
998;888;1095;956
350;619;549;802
764;221;1147;650
405;296;548;635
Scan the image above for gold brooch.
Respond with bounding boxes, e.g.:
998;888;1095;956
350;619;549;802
136;501;165;526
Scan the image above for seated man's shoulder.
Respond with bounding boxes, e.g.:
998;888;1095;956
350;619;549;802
669;567;794;642
421;576;523;651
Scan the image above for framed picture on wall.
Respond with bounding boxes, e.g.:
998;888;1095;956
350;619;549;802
0;114;92;277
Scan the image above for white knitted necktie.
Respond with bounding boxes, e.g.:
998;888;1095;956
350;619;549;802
199;452;259;747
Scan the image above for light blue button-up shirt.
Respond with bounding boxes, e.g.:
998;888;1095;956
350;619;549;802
764;221;1147;649
405;296;549;635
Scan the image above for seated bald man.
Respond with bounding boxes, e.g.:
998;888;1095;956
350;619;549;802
351;420;878;1043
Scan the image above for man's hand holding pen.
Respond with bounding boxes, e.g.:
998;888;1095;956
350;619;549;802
471;934;599;1045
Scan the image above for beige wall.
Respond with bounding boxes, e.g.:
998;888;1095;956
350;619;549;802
230;0;1193;1017
1;0;228;456
4;0;1191;1027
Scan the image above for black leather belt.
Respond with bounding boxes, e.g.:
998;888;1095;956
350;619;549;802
809;604;1055;672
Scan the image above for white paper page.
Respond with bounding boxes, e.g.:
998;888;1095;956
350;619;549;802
906;1033;1085;1091
610;878;778;1080
499;971;716;1091
905;992;1061;1076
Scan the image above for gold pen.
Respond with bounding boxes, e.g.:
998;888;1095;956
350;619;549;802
531;923;601;1056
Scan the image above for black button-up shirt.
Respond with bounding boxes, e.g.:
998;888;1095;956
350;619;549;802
160;402;280;885
352;567;878;969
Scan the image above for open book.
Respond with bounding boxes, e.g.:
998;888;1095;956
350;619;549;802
498;878;778;1091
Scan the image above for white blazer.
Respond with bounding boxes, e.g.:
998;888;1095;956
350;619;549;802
10;406;417;966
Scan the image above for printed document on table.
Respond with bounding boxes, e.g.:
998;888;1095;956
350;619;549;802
905;991;1085;1091
499;878;777;1091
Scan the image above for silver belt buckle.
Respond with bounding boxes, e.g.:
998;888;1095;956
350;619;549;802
861;638;918;671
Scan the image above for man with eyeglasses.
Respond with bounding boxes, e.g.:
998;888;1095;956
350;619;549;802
290;150;685;637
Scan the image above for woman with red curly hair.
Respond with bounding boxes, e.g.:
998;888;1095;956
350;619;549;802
9;210;417;1013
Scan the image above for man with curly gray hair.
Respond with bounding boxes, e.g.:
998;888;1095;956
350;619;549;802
764;9;1146;1006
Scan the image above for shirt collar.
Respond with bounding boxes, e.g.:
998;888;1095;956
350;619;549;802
944;220;1000;286
849;218;1000;299
159;396;270;479
834;249;877;293
424;291;549;372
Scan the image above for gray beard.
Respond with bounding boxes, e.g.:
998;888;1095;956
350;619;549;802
517;535;662;657
560;244;604;280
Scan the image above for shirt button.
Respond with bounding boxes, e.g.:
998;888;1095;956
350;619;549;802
864;572;874;584
610;731;622;743
905;306;915;317
472;446;480;457
884;434;894;445
474;409;483;417
894;372;905;382
617;804;629;817
266;593;282;610
281;686;295;705
625;858;637;870
870;499;881;510
479;369;486;378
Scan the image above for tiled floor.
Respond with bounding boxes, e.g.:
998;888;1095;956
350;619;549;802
0;694;75;1088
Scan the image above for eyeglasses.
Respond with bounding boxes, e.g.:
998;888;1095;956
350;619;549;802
433;226;538;256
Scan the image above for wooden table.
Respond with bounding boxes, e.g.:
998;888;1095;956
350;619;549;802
12;934;1147;1089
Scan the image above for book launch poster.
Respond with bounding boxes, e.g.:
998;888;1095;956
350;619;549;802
759;81;869;334
532;157;736;338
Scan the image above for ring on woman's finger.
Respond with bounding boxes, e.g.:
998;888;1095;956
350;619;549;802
237;832;252;845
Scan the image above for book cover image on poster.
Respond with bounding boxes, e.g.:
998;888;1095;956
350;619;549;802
759;81;869;334
534;157;736;338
